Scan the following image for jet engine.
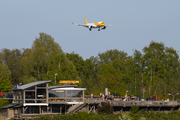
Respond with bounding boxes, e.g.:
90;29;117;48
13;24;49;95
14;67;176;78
101;26;106;30
89;26;92;31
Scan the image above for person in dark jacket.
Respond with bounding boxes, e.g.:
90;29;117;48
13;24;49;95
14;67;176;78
113;91;117;96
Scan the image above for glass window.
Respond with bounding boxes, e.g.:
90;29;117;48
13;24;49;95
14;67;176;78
49;90;65;98
25;92;35;99
42;106;50;113
26;86;35;90
37;83;46;87
25;100;35;103
37;100;47;103
52;104;60;113
14;92;18;99
69;90;82;97
24;106;39;114
49;90;83;98
37;89;46;99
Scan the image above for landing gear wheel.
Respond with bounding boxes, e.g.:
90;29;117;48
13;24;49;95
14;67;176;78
98;28;100;31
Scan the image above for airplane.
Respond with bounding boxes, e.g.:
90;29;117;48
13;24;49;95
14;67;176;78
72;17;111;31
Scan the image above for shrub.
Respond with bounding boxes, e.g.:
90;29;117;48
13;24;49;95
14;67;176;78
130;106;139;114
0;99;9;112
35;114;51;120
97;102;113;114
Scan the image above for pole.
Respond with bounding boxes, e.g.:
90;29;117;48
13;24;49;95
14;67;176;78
55;75;56;84
169;93;179;101
55;73;57;84
143;92;144;98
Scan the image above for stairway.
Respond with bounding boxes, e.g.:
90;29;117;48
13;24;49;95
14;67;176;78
67;103;86;114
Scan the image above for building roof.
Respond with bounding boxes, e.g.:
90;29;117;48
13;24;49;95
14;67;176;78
13;104;23;108
50;87;86;91
12;80;51;91
1;104;15;108
48;85;77;90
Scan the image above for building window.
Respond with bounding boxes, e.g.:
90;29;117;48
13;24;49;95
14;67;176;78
37;89;46;99
25;92;35;99
52;104;60;113
24;106;39;114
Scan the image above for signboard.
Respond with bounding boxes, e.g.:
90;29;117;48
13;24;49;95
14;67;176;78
59;81;79;84
56;90;64;92
143;89;145;92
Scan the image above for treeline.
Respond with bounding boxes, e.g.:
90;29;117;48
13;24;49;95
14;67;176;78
0;33;180;100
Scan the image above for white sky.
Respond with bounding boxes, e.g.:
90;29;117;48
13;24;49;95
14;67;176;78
0;1;180;59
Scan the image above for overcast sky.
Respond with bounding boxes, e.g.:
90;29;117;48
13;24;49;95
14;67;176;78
1;1;180;59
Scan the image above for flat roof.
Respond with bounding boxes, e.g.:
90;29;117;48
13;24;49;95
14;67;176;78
49;102;84;104
50;88;86;91
12;80;51;91
48;85;77;90
1;104;15;108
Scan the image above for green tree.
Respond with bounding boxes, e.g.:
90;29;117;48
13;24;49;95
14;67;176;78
1;48;23;84
66;52;98;94
97;49;128;95
21;33;78;85
0;52;11;81
0;78;12;92
142;41;165;97
133;50;144;97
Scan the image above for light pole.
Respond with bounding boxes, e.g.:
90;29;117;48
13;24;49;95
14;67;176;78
168;93;179;101
55;73;57;84
126;90;128;95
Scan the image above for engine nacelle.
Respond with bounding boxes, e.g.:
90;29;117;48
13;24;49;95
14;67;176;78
89;26;92;31
101;26;106;30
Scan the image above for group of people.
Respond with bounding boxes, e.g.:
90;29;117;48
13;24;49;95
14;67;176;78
99;91;119;100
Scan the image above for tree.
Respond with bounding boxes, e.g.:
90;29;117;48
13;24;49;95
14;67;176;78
21;33;78;85
0;78;12;92
142;41;165;97
133;50;144;97
0;52;11;81
97;50;130;95
66;52;97;94
1;48;23;84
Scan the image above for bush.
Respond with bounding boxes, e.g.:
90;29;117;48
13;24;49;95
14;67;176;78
130;106;139;113
35;114;51;120
0;99;9;112
97;102;114;114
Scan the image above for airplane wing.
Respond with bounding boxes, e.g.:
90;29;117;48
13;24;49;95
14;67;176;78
72;22;89;27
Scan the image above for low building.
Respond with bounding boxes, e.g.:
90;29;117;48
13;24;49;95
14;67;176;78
1;80;86;119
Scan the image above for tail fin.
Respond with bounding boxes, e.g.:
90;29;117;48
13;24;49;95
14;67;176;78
85;17;88;24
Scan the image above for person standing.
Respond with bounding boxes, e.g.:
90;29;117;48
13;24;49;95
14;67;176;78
113;91;117;97
100;92;102;97
108;91;110;96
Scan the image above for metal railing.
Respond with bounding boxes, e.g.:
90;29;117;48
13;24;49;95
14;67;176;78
49;97;84;103
110;101;179;107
